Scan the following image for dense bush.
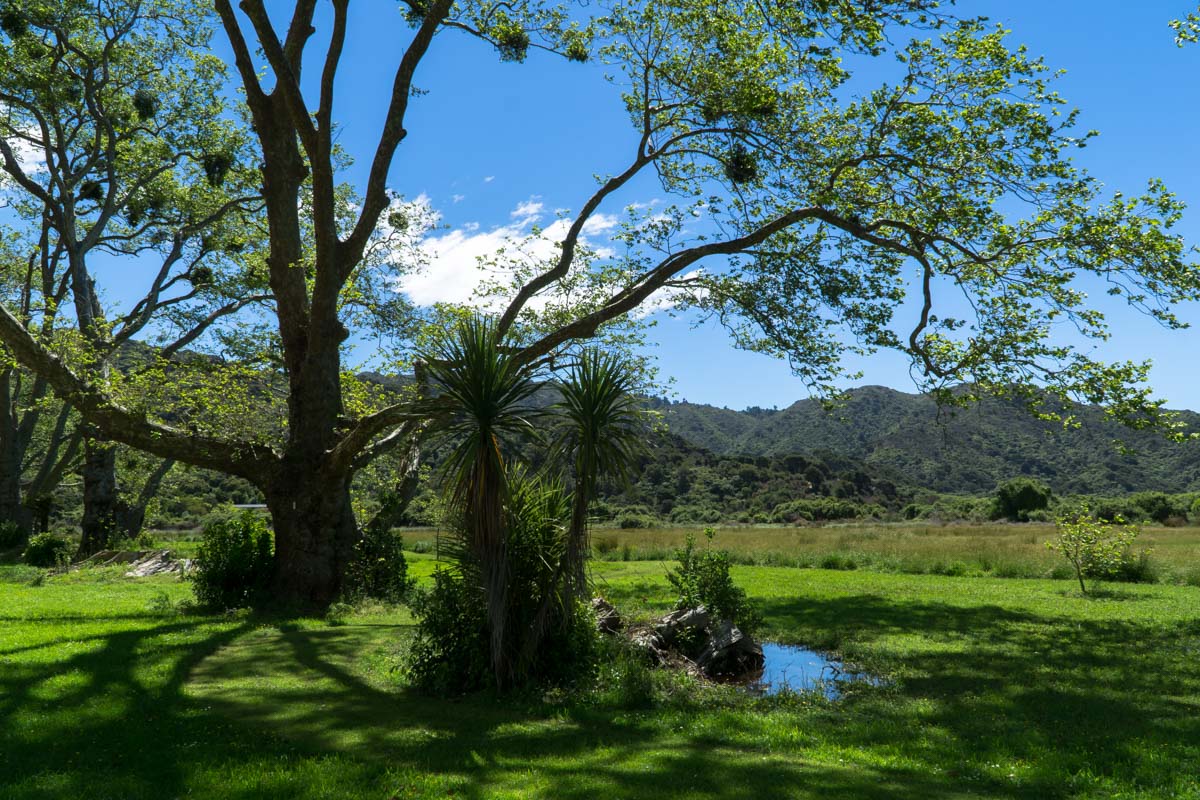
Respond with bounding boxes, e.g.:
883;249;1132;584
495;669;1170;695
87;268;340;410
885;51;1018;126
0;520;25;549
342;526;412;604
770;497;880;523
406;570;492;695
1128;492;1185;525
668;505;722;524
992;477;1053;522
23;531;72;567
408;473;600;694
617;512;656;529
191;510;273;610
666;527;761;634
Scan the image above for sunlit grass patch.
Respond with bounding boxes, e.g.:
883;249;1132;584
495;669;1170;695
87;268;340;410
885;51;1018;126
3;554;1200;798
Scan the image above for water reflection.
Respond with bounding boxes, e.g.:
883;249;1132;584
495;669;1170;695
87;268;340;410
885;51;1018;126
742;643;881;699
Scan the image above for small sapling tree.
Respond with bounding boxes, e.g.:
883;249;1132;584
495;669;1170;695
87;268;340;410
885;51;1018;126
1047;509;1147;595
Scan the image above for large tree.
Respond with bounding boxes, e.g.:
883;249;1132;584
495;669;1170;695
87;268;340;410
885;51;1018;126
0;0;1196;608
0;0;264;552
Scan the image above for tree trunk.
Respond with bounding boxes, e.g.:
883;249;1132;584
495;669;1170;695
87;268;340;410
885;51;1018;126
264;467;359;610
0;369;31;540
0;439;31;539
28;494;51;535
116;458;175;541
78;436;120;556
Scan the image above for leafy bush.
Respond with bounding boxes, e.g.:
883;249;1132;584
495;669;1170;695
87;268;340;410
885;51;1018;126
770;497;879;523
594;638;656;709
342;527;412;604
23;531;72;567
407;570;599;696
992;477;1053;522
1091;498;1142;523
406;570;491;695
617;513;656;529
668;505;722;524
1047;509;1149;594
665;527;760;634
1129;492;1183;525
191;511;273;610
408;473;600;695
0;520;25;549
819;553;858;571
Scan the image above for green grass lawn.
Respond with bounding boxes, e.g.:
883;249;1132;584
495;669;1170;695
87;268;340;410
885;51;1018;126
3;555;1200;799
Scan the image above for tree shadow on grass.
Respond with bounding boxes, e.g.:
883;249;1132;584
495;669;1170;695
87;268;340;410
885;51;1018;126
0;614;256;799
0;604;987;800
753;593;1200;797
5;589;1198;799
187;620;985;800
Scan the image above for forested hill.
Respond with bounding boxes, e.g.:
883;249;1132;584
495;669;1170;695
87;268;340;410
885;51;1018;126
654;387;1200;495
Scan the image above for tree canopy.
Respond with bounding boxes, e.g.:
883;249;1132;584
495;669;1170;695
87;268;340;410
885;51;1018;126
0;0;1196;606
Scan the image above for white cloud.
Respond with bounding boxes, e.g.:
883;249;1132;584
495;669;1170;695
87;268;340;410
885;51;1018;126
483;175;495;183
510;198;543;221
451;194;465;204
582;213;619;235
400;198;555;307
396;198;691;319
630;269;707;318
0;115;47;179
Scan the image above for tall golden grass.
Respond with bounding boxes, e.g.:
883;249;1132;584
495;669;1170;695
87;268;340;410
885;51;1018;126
584;522;1200;584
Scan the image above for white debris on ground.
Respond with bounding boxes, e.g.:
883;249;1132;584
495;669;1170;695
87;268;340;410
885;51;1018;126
124;550;192;577
76;549;192;577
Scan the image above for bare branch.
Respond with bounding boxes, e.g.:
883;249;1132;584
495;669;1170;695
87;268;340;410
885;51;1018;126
339;0;455;276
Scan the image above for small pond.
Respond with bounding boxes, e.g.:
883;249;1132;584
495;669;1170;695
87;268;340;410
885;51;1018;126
741;643;882;699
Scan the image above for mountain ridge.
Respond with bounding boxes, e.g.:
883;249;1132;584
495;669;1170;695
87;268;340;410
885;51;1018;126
655;386;1200;495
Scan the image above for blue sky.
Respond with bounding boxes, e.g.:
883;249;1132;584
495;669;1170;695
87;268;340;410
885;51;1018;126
267;1;1200;410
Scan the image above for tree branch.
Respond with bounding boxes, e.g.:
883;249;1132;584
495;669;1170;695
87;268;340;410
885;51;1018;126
339;0;455;276
0;303;276;479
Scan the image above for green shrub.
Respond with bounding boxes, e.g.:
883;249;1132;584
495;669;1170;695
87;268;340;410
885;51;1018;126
0;520;25;549
1114;549;1159;584
342;527;412;604
665;527;760;634
668;505;722;524
819;553;858;571
770;497;879;523
617;513;656;529
406;570;599;696
1092;498;1143;524
408;473;600;695
992;477;1053;522
594;638;656;709
406;570;492;695
1129;492;1180;525
23;531;72;567
191;511;273;610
